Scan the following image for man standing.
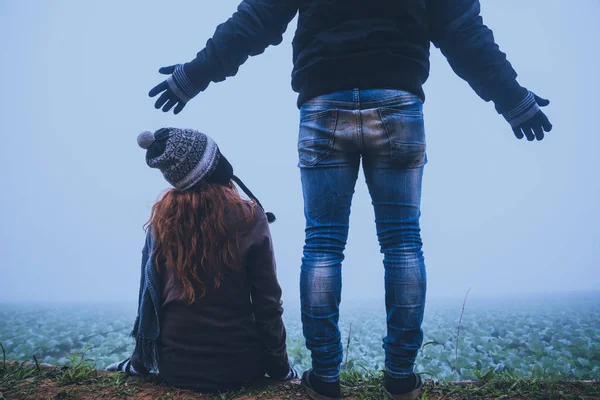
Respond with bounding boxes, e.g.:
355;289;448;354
149;1;552;398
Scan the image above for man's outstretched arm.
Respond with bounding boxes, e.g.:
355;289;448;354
150;0;299;114
427;0;552;141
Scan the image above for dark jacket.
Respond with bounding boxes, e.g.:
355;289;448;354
184;0;527;112
156;205;290;392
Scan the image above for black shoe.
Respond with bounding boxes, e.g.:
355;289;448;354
383;372;423;399
301;369;341;400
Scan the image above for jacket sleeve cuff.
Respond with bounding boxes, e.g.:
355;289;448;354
488;78;529;114
502;91;540;128
166;64;203;103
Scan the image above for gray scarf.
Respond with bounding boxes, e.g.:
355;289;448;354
131;229;161;374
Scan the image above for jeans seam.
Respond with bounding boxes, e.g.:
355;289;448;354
377;108;395;158
327;110;339;166
300;109;335;122
377;106;423;118
302;94;420;109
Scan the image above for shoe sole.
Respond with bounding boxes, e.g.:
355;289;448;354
383;374;423;400
383;386;423;399
301;372;340;400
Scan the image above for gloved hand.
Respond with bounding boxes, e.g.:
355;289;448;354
148;64;202;115
105;357;139;375
503;92;553;141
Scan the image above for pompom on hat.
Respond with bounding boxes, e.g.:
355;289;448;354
137;131;156;149
137;128;275;223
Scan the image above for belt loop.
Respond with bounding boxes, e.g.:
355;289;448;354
353;88;360;108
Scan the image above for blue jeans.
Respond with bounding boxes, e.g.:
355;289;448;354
298;89;427;382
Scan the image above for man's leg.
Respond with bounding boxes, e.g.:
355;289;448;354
298;100;360;384
365;164;426;377
362;91;427;382
300;164;359;381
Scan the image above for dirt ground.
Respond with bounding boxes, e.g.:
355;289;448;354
1;363;599;400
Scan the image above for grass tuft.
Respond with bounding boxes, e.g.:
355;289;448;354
55;344;97;386
1;339;599;399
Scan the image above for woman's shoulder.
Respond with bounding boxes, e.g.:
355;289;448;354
223;200;266;232
245;202;270;234
230;203;271;250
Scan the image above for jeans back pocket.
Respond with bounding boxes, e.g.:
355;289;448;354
298;109;338;167
377;104;426;168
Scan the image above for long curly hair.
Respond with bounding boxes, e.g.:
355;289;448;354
145;182;255;304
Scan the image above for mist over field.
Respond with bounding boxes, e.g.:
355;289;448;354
1;0;599;381
2;292;599;380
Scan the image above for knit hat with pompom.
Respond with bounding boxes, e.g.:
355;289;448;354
137;128;275;223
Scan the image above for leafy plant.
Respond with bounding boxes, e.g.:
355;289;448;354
1;293;598;381
474;367;495;383
56;344;97;385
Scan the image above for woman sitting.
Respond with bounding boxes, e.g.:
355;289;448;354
107;127;296;392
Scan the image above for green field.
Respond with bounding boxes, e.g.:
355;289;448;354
1;292;598;381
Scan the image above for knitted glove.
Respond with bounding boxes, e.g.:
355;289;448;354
503;92;553;141
105;357;139;375
148;64;202;114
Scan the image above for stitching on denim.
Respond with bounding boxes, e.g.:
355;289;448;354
298;110;339;167
378;108;396;158
378;105;423;118
361;94;422;110
298;138;331;167
323;109;339;166
302;93;421;109
355;109;363;151
392;142;427;168
300;109;334;122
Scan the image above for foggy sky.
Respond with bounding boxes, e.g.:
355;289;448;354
0;0;598;305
